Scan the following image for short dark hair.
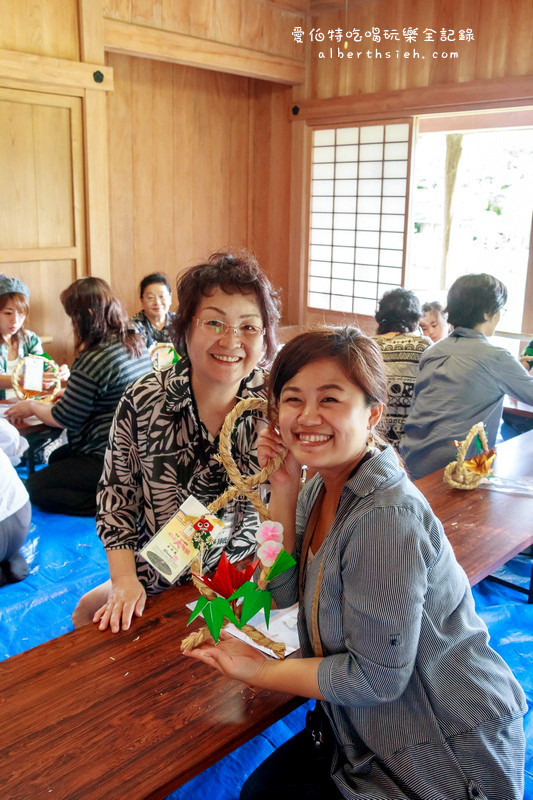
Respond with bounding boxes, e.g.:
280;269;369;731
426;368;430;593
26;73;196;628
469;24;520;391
421;301;446;317
375;288;422;334
139;272;171;298
61;277;144;357
268;327;388;420
171;250;281;364
445;273;507;329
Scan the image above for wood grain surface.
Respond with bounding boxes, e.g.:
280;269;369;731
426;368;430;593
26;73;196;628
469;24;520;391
308;0;533;100
0;584;303;800
2;432;531;799
415;429;533;586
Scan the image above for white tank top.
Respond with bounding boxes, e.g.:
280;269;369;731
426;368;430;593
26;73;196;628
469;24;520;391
4;357;19;400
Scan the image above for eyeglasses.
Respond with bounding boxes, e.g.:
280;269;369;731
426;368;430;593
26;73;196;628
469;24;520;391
195;318;265;339
144;294;169;303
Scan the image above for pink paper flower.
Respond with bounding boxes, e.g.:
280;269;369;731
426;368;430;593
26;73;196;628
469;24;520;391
256;520;284;545
257;540;282;567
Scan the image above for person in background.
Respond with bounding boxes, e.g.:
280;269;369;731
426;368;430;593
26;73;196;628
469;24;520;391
71;251;281;633
420;300;451;343
520;337;533;373
401;273;533;480
131;272;175;348
6;278;152;516
373;288;431;449
0;417;31;586
0;275;69;400
186;327;526;800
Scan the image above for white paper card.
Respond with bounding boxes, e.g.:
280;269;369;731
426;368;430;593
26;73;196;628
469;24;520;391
139;495;226;583
23;357;44;392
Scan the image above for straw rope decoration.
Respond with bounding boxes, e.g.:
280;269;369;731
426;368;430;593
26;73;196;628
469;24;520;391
181;397;287;658
443;422;495;490
11;355;61;403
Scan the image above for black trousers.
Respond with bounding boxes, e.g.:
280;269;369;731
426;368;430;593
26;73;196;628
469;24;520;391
26;444;105;517
240;721;340;800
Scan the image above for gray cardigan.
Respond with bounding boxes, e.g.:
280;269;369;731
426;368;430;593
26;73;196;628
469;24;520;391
400;327;533;479
271;446;526;800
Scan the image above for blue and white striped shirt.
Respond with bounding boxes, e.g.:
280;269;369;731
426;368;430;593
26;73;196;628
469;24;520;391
51;336;151;455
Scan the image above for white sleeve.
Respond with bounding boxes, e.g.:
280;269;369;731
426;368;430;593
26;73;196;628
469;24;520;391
0;417;28;463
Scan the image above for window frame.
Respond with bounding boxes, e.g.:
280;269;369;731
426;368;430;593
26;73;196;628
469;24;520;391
293;96;533;341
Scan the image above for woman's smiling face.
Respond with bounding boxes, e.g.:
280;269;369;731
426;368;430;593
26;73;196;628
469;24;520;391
277;358;382;482
186;288;265;391
141;282;172;322
0;299;26;342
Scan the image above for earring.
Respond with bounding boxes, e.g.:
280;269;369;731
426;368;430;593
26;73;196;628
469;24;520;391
366;428;376;452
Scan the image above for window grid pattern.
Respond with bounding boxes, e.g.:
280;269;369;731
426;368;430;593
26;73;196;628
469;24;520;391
309;123;410;317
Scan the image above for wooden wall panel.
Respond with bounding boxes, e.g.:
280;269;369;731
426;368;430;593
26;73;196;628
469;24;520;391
107;52;134;303
33;105;75;248
0;87;85;364
0;0;80;61
0;98;38;248
104;0;306;62
0;90;79;251
5;260;76;365
249;81;294;304
106;53;292;318
308;0;533;99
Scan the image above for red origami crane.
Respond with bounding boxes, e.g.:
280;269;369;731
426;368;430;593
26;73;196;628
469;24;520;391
195;552;259;598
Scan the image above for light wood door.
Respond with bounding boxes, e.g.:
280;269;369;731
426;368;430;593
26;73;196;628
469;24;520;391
0;87;86;363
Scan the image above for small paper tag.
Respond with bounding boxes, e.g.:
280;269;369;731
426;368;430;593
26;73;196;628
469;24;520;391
23;356;44;392
139;495;225;583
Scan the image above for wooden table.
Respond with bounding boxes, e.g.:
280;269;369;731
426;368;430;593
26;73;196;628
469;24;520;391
415;429;533;593
0;584;303;800
503;394;533;420
1;399;57;473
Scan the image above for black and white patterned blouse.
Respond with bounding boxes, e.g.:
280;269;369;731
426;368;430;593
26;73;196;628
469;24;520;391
130;310;175;348
96;357;267;593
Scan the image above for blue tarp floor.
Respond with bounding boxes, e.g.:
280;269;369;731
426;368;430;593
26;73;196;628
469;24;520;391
1;506;531;799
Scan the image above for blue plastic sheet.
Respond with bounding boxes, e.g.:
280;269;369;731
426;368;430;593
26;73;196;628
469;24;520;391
0;507;531;799
0;507;108;658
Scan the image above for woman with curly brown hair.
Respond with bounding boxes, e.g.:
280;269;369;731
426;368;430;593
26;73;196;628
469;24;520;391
72;250;282;632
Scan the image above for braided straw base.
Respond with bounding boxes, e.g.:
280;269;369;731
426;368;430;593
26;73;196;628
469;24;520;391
443;462;484;490
443;422;493;490
11;355;61;403
181;566;286;658
181;621;286;659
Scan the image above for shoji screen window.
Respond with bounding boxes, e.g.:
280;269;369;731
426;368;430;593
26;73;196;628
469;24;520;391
309;122;412;316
